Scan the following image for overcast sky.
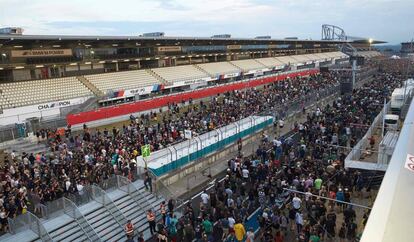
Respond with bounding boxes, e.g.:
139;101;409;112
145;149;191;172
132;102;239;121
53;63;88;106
0;0;413;44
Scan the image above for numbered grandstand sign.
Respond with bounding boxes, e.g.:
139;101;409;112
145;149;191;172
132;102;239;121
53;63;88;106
404;153;414;173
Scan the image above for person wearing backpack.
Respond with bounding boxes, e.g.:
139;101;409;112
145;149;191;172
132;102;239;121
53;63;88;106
168;214;178;242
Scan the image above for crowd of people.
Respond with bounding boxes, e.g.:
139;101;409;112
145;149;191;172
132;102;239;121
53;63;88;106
0;72;339;233
0;61;408;242
138;69;406;242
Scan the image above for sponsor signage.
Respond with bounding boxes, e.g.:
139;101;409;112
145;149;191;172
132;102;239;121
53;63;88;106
11;49;72;58
405;154;414;173
172;77;215;88
124;86;154;96
157;46;182;52
37;100;71;110
223;72;240;79
227;45;242;50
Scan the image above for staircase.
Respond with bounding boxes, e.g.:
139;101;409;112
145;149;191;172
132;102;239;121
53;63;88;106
0;178;168;242
0;138;48;156
66;96;99;115
79;185;128;241
146;69;167;84
76;76;104;97
193;64;213;77
45;216;89;242
113;178;164;240
228;61;244;71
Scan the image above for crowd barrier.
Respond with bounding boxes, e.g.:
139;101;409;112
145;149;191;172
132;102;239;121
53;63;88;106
67;69;319;125
137;116;273;177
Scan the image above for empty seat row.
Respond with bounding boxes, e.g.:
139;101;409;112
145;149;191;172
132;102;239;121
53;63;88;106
0;77;92;109
196;62;241;76
229;59;266;71
151;65;208;82
84;70;161;94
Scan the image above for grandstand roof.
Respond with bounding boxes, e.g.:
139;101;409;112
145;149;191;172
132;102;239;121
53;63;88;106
0;34;346;43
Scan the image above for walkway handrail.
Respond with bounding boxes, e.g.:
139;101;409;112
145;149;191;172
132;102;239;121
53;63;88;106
7;211;53;242
91;185;128;233
62;197;102;242
116;175;154;212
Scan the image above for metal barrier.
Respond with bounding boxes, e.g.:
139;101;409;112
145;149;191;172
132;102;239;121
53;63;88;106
62;197;101;242
116;175;155;213
66;185;94;207
90;185;128;234
97;174;119;192
7;211;53;242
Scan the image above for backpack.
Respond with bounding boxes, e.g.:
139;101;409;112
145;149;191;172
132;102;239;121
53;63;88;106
169;219;177;235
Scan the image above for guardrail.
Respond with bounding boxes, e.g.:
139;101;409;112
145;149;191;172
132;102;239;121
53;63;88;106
7;211;53;242
91;185;128;234
62;197;101;242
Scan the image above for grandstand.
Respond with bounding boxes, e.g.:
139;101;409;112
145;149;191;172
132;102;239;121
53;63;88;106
275;55;298;65
254;57;285;68
229;59;266;71
0;77;92;108
196;61;241;76
84;70;161;94
151;65;209;82
291;54;312;63
0;51;358;126
357;50;382;58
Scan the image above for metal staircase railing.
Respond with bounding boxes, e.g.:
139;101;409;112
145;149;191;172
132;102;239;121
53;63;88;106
91;185;128;233
117;175;154;212
8;211;53;242
62;197;101;242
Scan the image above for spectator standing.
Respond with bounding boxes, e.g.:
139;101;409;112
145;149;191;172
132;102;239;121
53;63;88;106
147;209;156;235
234;220;246;242
124;220;134;239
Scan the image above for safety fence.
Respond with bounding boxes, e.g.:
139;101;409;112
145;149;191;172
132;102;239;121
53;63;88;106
7;211;53;241
136;116;273;177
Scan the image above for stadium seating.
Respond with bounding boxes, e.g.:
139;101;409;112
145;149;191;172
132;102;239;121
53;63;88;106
151;65;209;82
357;51;382;58
275;55;300;65
0;77;92;108
290;54;312;63
84;70;161;94
230;59;266;71
254;57;285;68
0;93;10;109
196;62;241;76
313;53;331;61
0;52;350;110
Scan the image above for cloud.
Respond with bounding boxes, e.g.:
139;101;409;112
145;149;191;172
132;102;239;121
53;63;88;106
0;0;413;43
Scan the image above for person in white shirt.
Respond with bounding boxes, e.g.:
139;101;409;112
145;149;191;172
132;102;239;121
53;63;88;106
292;195;302;210
228;216;235;229
242;167;249;179
279;119;285;129
65;179;71;191
200;190;209;206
